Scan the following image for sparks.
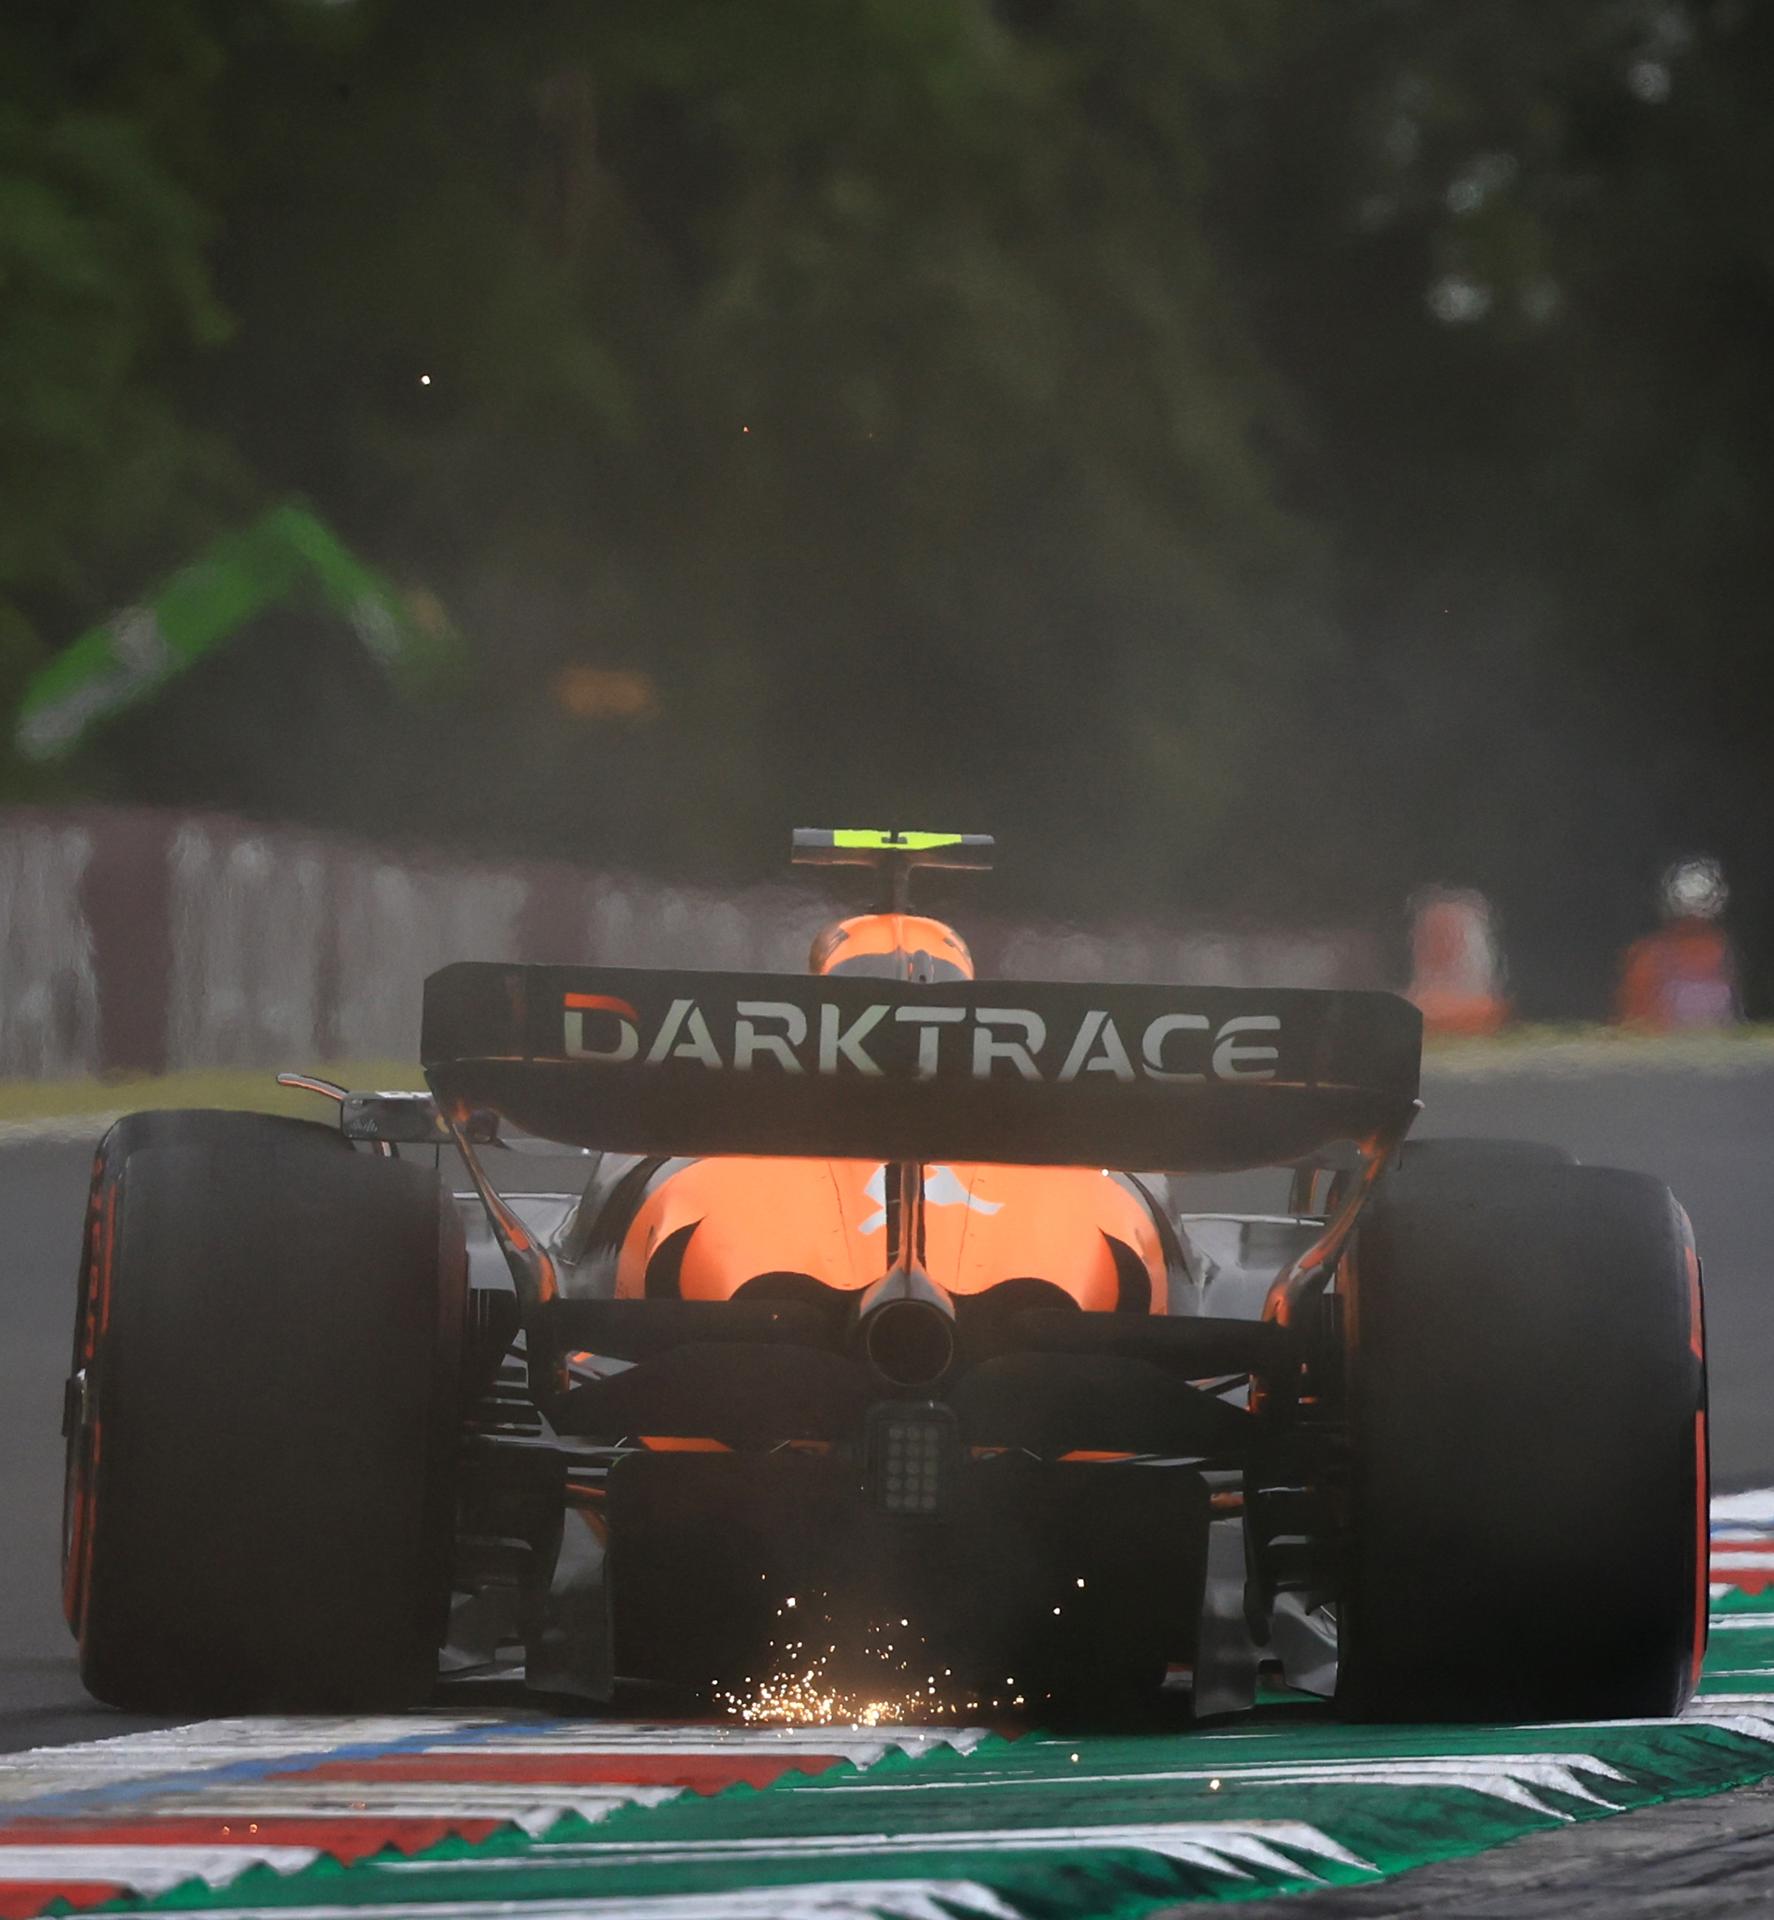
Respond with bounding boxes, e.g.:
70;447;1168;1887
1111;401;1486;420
713;1605;978;1726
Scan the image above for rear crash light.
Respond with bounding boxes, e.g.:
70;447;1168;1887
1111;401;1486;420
866;1401;958;1516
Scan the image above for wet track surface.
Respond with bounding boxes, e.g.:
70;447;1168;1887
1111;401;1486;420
1212;1780;1774;1919
2;1061;1772;1911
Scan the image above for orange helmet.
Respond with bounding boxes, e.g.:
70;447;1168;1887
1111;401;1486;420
809;913;974;983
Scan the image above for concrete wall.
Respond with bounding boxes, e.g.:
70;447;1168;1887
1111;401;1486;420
0;808;1390;1078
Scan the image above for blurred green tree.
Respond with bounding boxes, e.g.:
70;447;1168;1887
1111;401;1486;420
0;3;233;791
163;0;1326;899
1225;0;1774;1000
8;0;1769;1010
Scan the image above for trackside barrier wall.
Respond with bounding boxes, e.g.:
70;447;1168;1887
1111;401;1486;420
0;807;1389;1079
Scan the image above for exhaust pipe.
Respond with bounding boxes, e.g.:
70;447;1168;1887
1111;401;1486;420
863;1297;956;1388
854;1266;956;1388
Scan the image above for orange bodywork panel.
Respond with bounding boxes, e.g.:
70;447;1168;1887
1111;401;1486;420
614;1157;1166;1312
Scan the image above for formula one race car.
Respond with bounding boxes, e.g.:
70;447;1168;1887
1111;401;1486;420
61;831;1709;1723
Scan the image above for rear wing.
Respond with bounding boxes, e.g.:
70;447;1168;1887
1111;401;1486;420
422;964;1421;1173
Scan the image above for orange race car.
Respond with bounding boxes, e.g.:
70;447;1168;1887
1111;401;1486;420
62;830;1709;1724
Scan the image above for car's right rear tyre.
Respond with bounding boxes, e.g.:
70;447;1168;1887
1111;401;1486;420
1391;1135;1575;1171
1335;1157;1706;1722
1315;1135;1574;1215
65;1110;465;1713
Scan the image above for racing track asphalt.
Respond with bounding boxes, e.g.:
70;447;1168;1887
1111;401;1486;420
3;1059;1771;1805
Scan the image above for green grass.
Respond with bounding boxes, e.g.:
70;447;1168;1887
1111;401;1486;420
1424;1022;1774;1074
1426;1019;1774;1050
0;1060;421;1126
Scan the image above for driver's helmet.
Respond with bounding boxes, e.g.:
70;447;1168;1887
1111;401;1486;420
809;913;974;983
1662;855;1728;922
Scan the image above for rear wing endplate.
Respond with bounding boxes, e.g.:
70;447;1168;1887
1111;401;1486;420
422;964;1421;1173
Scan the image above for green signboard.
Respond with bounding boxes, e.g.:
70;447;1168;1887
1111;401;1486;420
13;504;457;761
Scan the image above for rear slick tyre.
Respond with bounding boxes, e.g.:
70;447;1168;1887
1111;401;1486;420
67;1115;465;1713
1335;1160;1706;1723
1320;1136;1574;1215
1392;1136;1574;1171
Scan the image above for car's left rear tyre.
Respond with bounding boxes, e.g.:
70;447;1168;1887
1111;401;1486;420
65;1112;465;1712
